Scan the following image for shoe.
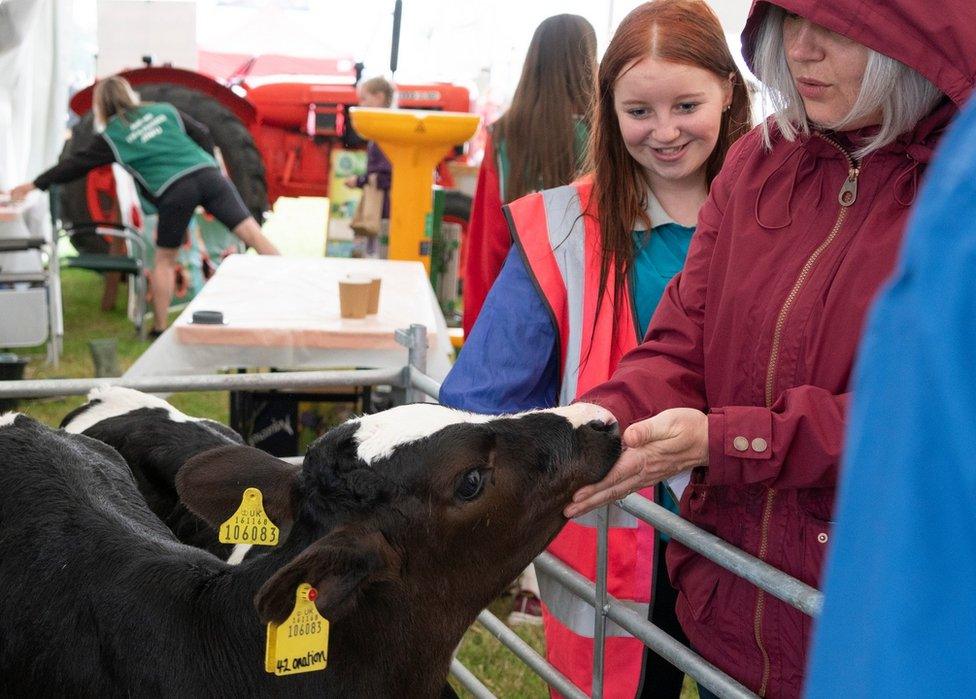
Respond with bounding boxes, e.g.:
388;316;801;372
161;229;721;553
147;328;165;340
507;591;543;626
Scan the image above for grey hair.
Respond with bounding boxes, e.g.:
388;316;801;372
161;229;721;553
752;5;943;160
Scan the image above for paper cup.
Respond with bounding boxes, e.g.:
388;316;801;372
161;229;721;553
366;276;381;314
338;277;371;318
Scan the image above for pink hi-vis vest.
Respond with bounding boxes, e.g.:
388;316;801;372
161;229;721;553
505;179;656;698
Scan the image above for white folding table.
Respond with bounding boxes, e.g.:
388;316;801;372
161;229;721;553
124;255;452;381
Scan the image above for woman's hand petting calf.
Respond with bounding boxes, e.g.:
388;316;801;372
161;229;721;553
564;407;708;518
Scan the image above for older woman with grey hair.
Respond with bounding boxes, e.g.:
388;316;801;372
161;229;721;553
565;0;976;696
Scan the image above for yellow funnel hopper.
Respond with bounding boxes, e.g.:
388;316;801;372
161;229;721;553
349;108;480;271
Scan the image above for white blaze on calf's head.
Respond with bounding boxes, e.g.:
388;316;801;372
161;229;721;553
352;404;494;464
547;403;616;429
350;402;616;464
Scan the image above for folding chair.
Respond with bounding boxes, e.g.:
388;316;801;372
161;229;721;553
51;164;152;338
58;221;151;339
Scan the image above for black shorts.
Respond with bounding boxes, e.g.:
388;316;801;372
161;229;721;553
154;167;251;249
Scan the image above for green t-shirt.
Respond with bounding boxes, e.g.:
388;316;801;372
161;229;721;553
101;103;217;196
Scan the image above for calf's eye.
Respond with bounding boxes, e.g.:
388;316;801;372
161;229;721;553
455;469;486;502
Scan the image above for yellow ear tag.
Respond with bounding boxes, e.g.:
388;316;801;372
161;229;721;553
264;583;330;676
219;487;279;546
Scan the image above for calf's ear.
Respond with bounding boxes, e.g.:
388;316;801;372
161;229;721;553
176;445;300;529
255;525;401;624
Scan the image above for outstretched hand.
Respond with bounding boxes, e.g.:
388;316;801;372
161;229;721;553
564;408;709;518
8;182;35;202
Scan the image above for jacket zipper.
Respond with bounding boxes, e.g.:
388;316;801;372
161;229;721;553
753;134;859;696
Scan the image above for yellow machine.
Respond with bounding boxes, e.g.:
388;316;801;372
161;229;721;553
348;108;480;273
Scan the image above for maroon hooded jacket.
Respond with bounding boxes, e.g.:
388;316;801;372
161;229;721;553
581;1;976;696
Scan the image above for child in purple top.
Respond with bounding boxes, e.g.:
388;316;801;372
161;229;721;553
346;77;394;256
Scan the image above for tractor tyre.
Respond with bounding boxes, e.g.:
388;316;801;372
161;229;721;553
135;83;269;222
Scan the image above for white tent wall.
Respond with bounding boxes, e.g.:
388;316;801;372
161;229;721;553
0;0;43;191
97;0;197;76
196;1;752;115
0;0;70;239
0;0;68;359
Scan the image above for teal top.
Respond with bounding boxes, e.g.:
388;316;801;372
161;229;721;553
629;199;696;527
101;103;217;197
630;222;696;337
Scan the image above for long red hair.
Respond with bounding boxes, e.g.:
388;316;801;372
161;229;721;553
588;0;751;335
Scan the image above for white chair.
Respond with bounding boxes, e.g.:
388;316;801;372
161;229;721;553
58;221;150;339
0;204;63;365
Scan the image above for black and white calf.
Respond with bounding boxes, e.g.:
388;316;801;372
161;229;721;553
61;386;245;557
0;401;619;697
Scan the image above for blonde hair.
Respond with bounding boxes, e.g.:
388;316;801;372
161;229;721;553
752;6;943;160
93;75;141;128
360;76;395;108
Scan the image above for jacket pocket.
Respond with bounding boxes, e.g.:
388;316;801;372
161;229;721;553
668;536;720;625
686;483;718;533
678;568;719;622
797;487;836;523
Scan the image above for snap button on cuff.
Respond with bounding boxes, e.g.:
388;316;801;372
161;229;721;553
751;437;768;452
733;436;749;452
817;532;829;544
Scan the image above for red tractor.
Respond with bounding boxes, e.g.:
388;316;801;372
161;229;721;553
58;65;474;261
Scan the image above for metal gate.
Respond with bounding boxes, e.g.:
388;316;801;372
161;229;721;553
0;325;823;699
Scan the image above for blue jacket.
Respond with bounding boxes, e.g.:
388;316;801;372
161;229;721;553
806;96;976;697
442;247;560;412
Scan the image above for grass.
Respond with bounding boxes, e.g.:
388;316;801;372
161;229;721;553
452;598;548;698
11;267;226;425
11;196;331;423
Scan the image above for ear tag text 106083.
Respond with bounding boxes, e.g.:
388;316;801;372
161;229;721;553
265;583;330;676
219;487;279;546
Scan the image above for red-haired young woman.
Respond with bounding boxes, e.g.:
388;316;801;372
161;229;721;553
441;2;751;696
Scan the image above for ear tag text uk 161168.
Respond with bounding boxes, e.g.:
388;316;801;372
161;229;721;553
219;487;279;546
265;583;330;676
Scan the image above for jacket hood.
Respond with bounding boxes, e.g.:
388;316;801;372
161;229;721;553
742;0;976;106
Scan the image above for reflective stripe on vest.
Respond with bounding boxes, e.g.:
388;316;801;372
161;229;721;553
507;180;655;697
538;184;586;406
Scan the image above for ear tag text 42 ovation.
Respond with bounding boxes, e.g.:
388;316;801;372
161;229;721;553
265;583;330;676
219;487;279;546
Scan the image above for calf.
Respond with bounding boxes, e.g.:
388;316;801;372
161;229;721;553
60;386;244;557
0;401;619;697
